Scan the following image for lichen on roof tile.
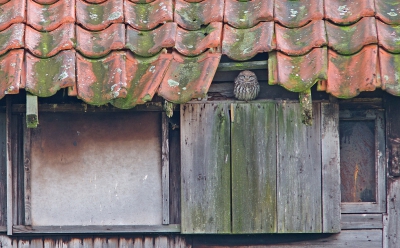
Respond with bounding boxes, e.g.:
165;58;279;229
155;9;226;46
25;50;76;97
125;0;173;31
0;0;26;31
268;47;328;92
326;17;378;55
175;0;223;31
25;23;75;58
224;0;273;29
325;0;375;25
377;20;400;53
274;0;323;28
76;23;125;58
0;23;25;56
222;22;275;61
158;51;221;104
112;52;173;109
76;0;124;31
76;52;127;105
379;48;400;96
276;20;327;56
27;0;75;32
0;49;23;99
327;45;379;98
376;0;400;25
175;22;222;57
126;23;176;57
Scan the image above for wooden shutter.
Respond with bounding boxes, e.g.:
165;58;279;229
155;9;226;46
180;103;231;234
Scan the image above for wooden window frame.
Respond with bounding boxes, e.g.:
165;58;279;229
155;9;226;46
339;109;386;214
6;103;180;234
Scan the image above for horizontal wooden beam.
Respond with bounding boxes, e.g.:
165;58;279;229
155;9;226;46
341;214;383;230
0;226;6;232
217;61;267;71
12;224;181;234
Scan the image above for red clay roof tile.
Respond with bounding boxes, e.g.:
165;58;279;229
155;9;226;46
0;23;25;56
158;51;221;103
224;0;273;29
377;20;400;53
111;52;173;109
76;52;127;105
25;50;76;97
379;48;400;96
268;47;328;92
76;23;125;58
125;0;173;31
27;0;75;32
222;22;275;61
0;0;26;31
33;0;59;4
275;20;327;56
126;22;177;57
25;23;75;58
175;0;223;31
175;22;222;56
326;17;378;55
76;0;124;31
326;45;379;98
325;0;375;25
375;0;400;25
274;0;324;28
0;49;23;98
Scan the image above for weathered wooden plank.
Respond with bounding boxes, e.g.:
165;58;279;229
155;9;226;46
321;103;341;233
217;61;267;71
169;236;192;248
68;238;94;248
385;94;400;176
12;225;180;234
276;102;322;233
180;103;231;234
0;235;15;248
341;214;383;230
162;113;170;225
23;122;31;226
154;236;168;248
0;112;6;228
385;178;400;248
93;238;118;248
19;239;43;248
26;93;38;128
169;121;181;224
6;97;13;235
231;102;277;233
44;238;68;248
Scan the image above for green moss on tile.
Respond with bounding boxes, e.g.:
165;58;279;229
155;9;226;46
126;30;156;57
133;3;153;29
176;2;203;30
0;28;14;49
35;32;55;57
29;56;64;97
227;29;258;61
180;24;216;55
38;5;51;27
85;4;105;26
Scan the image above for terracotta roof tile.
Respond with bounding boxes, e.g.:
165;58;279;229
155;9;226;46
158;51;221;103
25;23;75;58
268;47;327;92
325;45;379;98
375;0;400;25
0;0;26;31
129;0;154;3
326;17;378;55
76;23;125;58
0;23;25;56
0;49;23;98
274;0;324;28
379;48;400;96
222;22;275;61
33;0;59;4
276;20;327;56
175;22;222;56
125;0;173;31
175;0;223;31
377;20;400;53
27;0;75;32
224;0;273;29
76;52;127;105
76;0;124;31
25;50;76;97
112;52;173;109
325;0;375;25
126;22;177;57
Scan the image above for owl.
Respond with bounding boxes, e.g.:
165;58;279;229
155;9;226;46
233;70;260;101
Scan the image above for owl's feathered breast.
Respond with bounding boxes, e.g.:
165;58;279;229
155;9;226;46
233;70;260;101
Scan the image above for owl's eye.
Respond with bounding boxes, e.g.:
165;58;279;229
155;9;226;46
249;76;254;80
240;75;245;80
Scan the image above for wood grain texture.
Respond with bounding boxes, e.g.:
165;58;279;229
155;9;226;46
19;239;43;248
23;123;31;226
169;122;181;224
385;178;400;248
276;102;322;233
162;113;170;225
231;102;277;233
0;113;6;228
26;93;38;128
341;214;383;230
385;94;400;177
6;97;13;235
180;103;231;234
321;103;341;233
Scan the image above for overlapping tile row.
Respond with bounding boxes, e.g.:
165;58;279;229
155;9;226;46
3;0;400;104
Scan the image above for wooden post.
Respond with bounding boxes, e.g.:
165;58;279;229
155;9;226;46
6;97;12;235
26;93;38;128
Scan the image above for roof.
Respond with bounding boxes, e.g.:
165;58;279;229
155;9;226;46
1;0;400;107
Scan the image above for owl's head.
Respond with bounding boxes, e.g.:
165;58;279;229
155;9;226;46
236;70;257;84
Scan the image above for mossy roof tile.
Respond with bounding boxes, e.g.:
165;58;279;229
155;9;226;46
325;0;375;25
0;49;23;98
224;0;273;29
274;0;324;28
0;0;26;31
0;23;25;56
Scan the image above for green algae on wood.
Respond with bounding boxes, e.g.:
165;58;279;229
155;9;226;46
26;93;39;128
299;88;313;126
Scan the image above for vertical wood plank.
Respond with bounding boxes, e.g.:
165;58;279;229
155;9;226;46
277;102;322;233
118;237;134;248
23;121;31;226
93;237;118;248
231;102;277;233
385;94;400;177
44;238;68;248
0;235;14;248
162;113;170;225
321;103;341;233
0;112;6;228
169;120;181;224
19;238;43;248
386;178;400;248
6;97;13;235
26;93;38;128
169;236;191;248
375;111;386;213
154;236;168;247
180;103;231;234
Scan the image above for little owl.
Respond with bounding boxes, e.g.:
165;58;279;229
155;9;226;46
233;70;260;101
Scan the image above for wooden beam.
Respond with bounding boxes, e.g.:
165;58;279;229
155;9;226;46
6;97;12;235
23;121;32;225
217;61;267;71
341;214;383;230
161;113;170;224
26;93;38;128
